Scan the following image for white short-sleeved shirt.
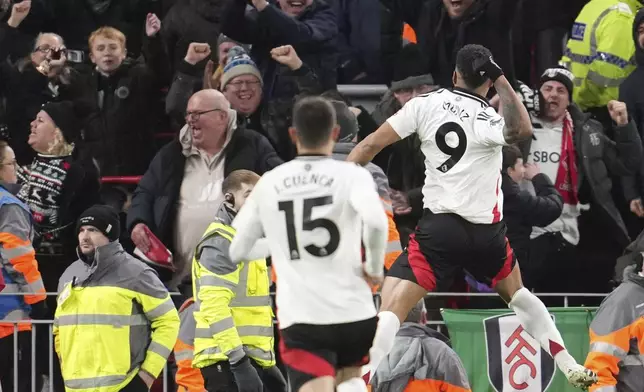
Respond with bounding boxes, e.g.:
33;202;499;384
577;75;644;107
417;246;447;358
386;87;508;224
232;157;383;328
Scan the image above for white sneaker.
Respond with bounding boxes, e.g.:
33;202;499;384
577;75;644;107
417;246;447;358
564;364;598;389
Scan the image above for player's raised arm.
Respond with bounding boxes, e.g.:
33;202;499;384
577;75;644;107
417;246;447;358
474;55;533;144
349;167;388;280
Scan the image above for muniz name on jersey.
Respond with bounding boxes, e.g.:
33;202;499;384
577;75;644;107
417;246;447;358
442;99;471;123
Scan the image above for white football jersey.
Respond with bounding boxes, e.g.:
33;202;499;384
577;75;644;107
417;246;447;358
230;156;387;328
387;87;508;224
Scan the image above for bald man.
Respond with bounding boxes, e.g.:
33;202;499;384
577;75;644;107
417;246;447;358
128;89;282;291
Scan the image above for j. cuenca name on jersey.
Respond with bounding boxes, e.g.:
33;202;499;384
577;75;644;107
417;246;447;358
274;171;335;194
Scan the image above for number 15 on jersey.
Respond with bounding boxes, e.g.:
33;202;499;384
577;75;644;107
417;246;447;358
278;196;341;260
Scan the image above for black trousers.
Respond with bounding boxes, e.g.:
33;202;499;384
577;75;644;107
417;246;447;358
525;210;623;307
120;374;149;392
525;232;577;307
200;360;287;392
0;331;42;392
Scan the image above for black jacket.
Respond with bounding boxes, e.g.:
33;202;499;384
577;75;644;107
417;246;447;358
126;126;282;249
619;8;644;204
501;172;563;263
520;105;643;247
382;0;519;88
75;35;171;176
330;0;382;83
620;8;644;139
222;0;338;97
160;0;225;75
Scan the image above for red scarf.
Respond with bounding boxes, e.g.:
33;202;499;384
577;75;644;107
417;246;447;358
554;113;579;205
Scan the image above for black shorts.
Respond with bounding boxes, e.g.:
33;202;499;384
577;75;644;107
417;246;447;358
388;209;516;292
279;317;377;391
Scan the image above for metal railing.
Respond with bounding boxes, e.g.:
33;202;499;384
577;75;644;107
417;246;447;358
337;84;388;113
1;291;609;392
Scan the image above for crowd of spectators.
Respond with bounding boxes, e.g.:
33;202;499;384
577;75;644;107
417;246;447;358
2;0;644;390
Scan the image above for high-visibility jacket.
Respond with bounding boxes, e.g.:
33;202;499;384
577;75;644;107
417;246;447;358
584;265;644;392
174;299;206;392
0;184;45;339
191;208;275;369
369;323;472;392
561;0;641;110
53;241;180;392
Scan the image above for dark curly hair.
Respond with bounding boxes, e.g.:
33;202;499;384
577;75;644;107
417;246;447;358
455;44;493;89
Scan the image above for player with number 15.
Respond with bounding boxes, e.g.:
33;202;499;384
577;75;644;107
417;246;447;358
229;97;389;392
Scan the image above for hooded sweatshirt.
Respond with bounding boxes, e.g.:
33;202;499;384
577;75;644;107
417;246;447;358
370;323;471;392
584;264;644;392
172;109;239;289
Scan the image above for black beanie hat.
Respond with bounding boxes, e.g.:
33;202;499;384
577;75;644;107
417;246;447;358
539;67;574;102
391;44;434;92
41;101;81;144
76;205;121;242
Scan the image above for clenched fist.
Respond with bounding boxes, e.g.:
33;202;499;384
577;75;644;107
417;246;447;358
270;45;302;71
185;43;211;65
8;0;31;28
608;100;629;126
631;198;644;218
145;13;161;37
251;0;269;11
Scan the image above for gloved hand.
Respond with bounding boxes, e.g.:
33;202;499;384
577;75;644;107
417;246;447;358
231;356;263;392
517;81;540;116
473;55;504;83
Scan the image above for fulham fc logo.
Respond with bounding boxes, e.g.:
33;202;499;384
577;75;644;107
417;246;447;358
484;314;555;392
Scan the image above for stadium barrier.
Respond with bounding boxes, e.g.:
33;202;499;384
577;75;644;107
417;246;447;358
0;291;606;392
338;84;387;114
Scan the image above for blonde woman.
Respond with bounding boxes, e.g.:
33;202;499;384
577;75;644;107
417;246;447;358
17;101;100;313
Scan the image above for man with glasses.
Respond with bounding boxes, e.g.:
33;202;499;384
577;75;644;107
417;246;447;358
127;89;282;291
0;0;82;164
165;43;322;162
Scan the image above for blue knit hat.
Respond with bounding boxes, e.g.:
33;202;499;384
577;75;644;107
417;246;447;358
220;46;263;90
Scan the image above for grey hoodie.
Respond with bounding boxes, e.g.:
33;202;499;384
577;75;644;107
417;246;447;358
585;265;644;392
371;323;471;392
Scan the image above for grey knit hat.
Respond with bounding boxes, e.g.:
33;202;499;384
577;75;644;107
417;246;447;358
220;46;263;90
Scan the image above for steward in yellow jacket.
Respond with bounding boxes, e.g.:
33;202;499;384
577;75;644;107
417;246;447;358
54;205;180;392
561;0;642;111
584;263;644;392
191;170;286;392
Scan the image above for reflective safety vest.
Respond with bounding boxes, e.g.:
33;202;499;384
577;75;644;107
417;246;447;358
191;222;275;369
561;0;641;110
174;299;206;392
53;242;180;392
0;185;45;339
584;265;644;392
